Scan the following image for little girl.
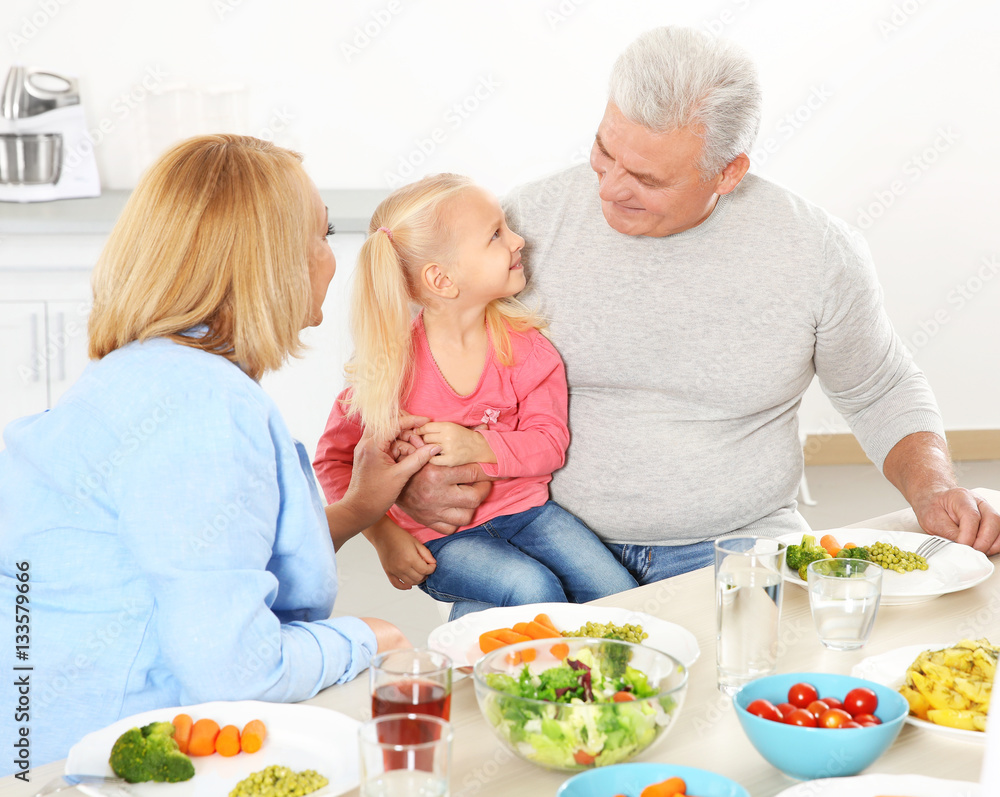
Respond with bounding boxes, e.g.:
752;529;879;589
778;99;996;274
314;174;637;619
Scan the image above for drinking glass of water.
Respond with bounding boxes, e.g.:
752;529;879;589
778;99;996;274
359;713;452;797
715;536;786;696
807;558;883;651
371;648;452;722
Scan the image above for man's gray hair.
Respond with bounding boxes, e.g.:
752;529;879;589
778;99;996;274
609;26;762;178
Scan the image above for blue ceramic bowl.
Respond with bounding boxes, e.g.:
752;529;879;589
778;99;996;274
733;672;908;781
556;763;749;797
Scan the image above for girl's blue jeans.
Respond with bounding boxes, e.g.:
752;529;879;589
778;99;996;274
419;500;638;620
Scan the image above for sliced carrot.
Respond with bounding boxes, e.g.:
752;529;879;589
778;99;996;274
172;713;193;755
479;635;507;654
188;718;220;757
820;534;842;557
533;613;560;634
524;621;561;640
520;648;537;663
640;776;688;797
612;691;636;702
504;651;522;666
843;542;858;550
492;629;532;645
512;622;531;635
241;719;267;754
215;724;241;757
550;642;570;660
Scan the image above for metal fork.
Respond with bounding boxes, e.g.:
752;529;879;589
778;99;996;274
32;775;131;797
915;536;952;560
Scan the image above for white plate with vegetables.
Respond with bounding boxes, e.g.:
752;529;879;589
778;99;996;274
852;642;989;744
66;700;358;796
777;529;993;605
774;773;981;797
426;602;700;668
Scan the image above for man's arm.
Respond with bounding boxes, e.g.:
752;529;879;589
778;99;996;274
882;432;1000;554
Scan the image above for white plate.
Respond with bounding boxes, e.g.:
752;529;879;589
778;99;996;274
777;529;993;605
852;643;986;743
66;700;359;796
774;773;981;797
426;602;700;668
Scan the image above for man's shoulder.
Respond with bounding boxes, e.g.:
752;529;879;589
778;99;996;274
735;172;852;236
502;163;594;221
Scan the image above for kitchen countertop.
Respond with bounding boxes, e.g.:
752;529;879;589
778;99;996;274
0;189;387;236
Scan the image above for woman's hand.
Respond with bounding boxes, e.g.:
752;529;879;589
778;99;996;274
366;516;437;589
359;617;411;653
415;421;496;468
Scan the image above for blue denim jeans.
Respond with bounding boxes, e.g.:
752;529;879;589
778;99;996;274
420;501;638;620
604;539;716;586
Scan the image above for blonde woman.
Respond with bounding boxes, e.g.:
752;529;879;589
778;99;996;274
0;135;436;773
314;175;637;621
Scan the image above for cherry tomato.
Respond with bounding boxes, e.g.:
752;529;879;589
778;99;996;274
853;713;881;725
776;702;796;719
842;721;863;729
785;708;818;727
747;699;783;722
818;708;853;729
806;699;831;719
821;696;843;711
787;682;819;708
843;687;878;717
573;750;595;766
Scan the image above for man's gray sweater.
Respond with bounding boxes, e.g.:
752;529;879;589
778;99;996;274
504;165;944;545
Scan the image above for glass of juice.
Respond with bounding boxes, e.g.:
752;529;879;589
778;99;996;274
359;713;452;797
370;648;453;722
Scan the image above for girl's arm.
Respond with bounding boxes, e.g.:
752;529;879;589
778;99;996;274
363;514;438;589
419;334;569;477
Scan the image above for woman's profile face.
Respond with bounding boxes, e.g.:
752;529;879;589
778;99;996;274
306;182;336;327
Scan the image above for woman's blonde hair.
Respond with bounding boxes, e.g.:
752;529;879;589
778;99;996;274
88;134;315;380
345;173;544;442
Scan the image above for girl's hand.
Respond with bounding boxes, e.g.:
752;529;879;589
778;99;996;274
339;415;441;531
367;517;438;589
415;421;497;468
359;617;411;652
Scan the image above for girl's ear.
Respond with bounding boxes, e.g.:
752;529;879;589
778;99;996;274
421;262;459;300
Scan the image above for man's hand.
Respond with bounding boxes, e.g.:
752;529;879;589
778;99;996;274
359;617;411;652
414;421;496;468
911;488;1000;555
883;431;1000;555
395;462;492;535
368;517;438;589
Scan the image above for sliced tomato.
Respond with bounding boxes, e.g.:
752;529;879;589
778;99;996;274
573;750;595;766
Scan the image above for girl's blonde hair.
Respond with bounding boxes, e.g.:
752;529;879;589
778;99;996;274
346;173;544;441
88;134;315;380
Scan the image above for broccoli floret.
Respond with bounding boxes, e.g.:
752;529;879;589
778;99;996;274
785;544;806;571
836;547;871;561
109;722;194;783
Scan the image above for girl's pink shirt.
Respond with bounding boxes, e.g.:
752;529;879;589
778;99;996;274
313;317;569;543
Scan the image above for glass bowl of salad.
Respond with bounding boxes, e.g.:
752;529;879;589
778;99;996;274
472;637;688;771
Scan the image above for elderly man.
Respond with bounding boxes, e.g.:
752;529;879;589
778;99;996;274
364;26;999;595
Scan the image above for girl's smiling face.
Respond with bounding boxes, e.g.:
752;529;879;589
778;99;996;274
443;186;525;307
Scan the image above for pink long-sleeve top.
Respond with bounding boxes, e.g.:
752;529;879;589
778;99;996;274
314;316;569;543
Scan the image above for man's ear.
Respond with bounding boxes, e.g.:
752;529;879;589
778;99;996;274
716;152;750;195
421;263;458;300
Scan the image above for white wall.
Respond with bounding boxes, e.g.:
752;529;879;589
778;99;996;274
5;0;998;435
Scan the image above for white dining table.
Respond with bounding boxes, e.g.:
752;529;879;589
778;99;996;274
4;488;998;797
